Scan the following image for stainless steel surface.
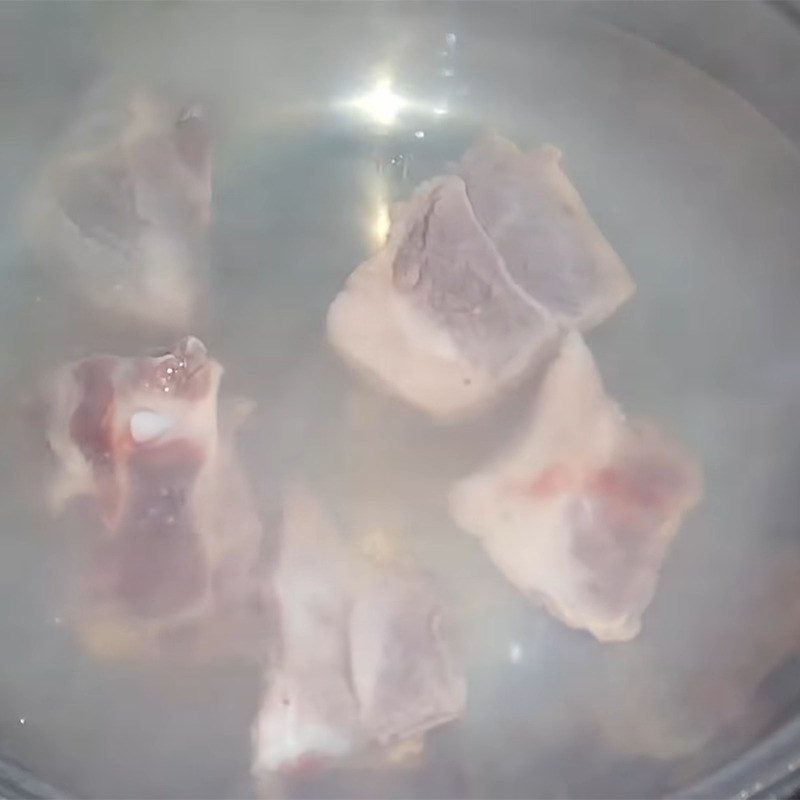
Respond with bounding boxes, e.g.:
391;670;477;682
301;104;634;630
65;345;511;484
583;0;800;145
2;2;800;798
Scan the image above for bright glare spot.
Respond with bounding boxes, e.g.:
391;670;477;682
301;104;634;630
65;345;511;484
19;718;25;725
433;106;448;116
445;32;457;47
508;641;523;664
351;78;407;126
372;202;391;245
414;130;425;139
441;67;455;78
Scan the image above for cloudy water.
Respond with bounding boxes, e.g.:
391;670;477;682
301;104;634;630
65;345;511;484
2;3;800;798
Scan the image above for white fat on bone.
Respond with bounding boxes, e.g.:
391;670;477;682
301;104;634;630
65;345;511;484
129;410;174;443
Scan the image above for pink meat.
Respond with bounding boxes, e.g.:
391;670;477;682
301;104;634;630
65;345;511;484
458;135;634;328
252;487;465;775
449;332;701;642
45;336;261;624
327;134;633;419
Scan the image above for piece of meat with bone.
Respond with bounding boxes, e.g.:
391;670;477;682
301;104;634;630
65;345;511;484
457;134;634;329
25;87;213;331
252;486;465;776
327;134;633;419
449;332;701;642
44;336;262;634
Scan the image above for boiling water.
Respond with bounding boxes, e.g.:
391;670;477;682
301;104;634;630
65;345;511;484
3;3;800;798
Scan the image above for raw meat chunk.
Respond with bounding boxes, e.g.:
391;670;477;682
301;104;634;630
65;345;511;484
44;336;262;629
327;134;632;419
459;135;634;328
252;487;465;775
25;88;213;331
350;578;465;745
392;176;548;371
449;333;701;642
328;175;555;419
253;488;359;772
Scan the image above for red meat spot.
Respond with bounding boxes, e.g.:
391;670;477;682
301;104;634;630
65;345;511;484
505;464;574;500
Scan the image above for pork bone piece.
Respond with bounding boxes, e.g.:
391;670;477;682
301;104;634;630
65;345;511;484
450;332;701;642
252;487;465;775
45;336;261;629
26;88;213;331
327;134;633;419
